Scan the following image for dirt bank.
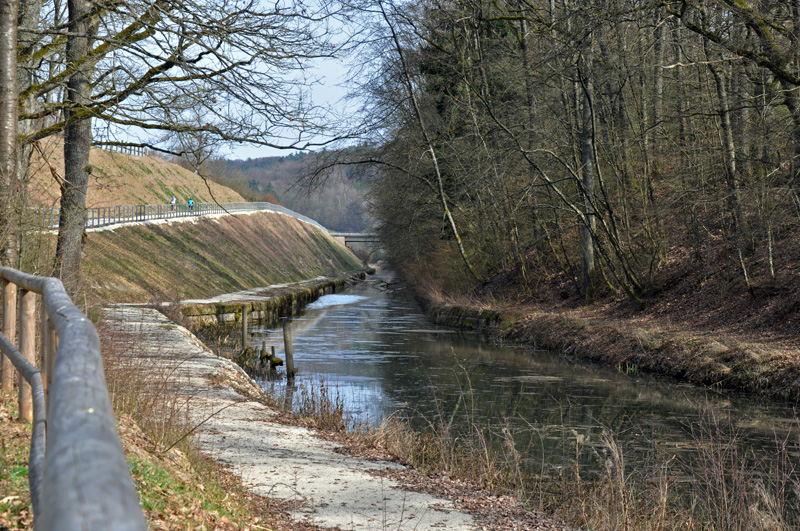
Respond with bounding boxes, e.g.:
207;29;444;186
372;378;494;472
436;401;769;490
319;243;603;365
423;299;800;403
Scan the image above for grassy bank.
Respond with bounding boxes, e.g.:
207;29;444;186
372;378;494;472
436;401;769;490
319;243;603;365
80;211;363;303
27;137;245;208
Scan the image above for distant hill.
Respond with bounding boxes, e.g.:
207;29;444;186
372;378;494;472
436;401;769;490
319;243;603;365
27;137;246;208
204;150;373;232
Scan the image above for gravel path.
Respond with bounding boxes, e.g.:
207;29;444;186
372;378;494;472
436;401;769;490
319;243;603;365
103;305;478;531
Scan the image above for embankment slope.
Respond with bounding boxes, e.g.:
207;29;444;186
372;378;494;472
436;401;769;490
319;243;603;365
82;211;363;303
27;137;245;207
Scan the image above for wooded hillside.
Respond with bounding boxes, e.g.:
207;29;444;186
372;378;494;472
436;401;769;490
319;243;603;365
205;151;373;232
355;1;800;309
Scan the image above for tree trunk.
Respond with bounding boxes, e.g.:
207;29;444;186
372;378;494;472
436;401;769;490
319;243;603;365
0;0;19;392
794;0;800;71
706;43;753;293
579;43;596;301
781;82;800;203
674;23;702;261
652;8;665;166
16;0;45;267
0;0;18;269
55;0;95;295
519;17;542;252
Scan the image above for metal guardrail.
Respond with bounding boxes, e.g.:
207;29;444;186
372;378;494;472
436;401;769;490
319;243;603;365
0;268;146;530
31;201;328;233
0;201;329;528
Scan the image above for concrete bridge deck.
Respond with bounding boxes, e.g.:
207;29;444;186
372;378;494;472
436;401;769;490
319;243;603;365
329;232;380;246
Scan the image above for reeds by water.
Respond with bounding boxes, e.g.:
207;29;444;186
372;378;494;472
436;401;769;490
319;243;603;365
273;376;800;530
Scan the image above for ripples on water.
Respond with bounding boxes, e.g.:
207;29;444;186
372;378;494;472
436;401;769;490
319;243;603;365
249;279;800;482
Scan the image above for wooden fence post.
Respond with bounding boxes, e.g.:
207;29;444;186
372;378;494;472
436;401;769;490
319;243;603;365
18;289;35;422
282;319;295;381
241;306;248;350
1;279;16;391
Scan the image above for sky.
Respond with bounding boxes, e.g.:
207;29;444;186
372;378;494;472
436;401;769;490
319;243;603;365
221;56;356;161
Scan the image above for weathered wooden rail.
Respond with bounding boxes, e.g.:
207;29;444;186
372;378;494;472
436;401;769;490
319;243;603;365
0;267;146;530
31;201;327;232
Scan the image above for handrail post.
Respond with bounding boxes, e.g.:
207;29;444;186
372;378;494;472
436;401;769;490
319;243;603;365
18;289;36;422
241;306;248;350
1;279;17;391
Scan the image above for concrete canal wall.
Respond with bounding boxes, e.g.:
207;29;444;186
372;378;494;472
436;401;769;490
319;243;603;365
179;273;368;330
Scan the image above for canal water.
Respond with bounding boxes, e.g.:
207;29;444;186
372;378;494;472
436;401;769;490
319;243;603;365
252;275;800;479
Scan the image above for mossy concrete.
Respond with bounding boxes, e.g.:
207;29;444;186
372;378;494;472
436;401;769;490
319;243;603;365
181;274;366;329
421;303;509;336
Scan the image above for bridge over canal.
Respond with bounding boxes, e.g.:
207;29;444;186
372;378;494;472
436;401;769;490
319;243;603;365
329;232;383;259
329;232;380;246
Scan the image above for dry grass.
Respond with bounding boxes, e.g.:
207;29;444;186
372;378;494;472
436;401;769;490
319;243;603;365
26;136;244;208
359;404;800;531
292;380;349;432
96;318;275;529
80;210;362;303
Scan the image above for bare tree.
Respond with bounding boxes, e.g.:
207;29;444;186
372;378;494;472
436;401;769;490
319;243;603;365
53;0;97;294
15;0;346;292
0;0;18;268
0;0;19;392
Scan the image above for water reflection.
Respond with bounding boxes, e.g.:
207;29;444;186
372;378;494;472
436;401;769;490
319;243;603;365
253;278;799;475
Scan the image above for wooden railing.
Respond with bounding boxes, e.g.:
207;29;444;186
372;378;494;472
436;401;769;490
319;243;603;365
0;268;146;530
31;201;328;233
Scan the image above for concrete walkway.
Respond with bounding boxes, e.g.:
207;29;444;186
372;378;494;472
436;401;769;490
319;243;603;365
103;305;477;531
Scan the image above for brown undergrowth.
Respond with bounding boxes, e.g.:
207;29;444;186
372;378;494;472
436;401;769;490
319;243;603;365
449;227;800;403
97;319;274;529
0;392;33;530
276;377;800;530
499;309;800;401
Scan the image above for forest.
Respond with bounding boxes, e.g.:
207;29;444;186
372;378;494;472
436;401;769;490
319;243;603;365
351;0;800;307
6;0;797;307
4;1;800;529
200;153;373;232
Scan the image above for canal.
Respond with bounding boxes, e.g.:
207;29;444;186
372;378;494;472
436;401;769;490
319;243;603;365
248;273;800;488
